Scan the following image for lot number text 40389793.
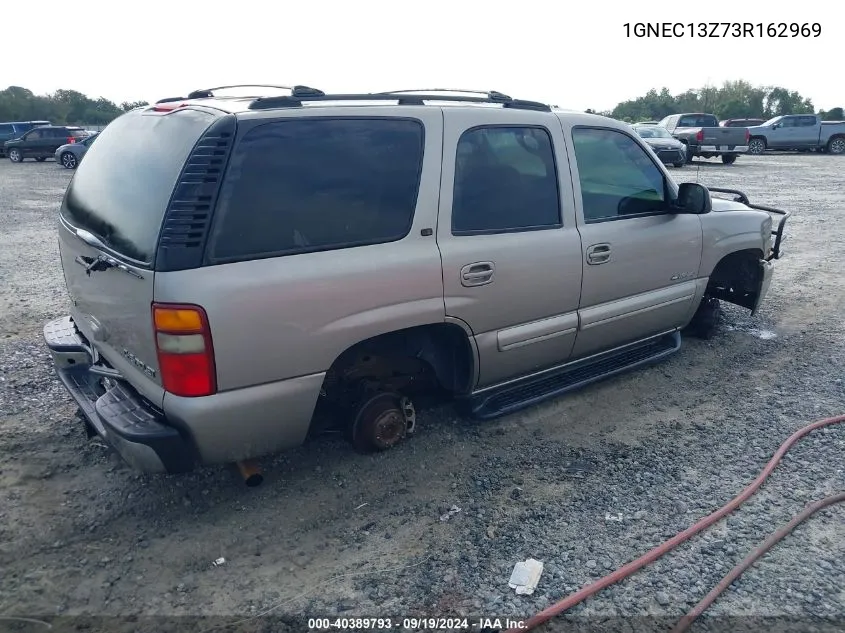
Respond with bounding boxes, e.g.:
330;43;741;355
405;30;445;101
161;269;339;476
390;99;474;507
623;22;821;38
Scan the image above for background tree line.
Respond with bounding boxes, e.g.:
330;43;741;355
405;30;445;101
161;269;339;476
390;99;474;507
587;80;843;123
3;81;843;128
0;86;148;125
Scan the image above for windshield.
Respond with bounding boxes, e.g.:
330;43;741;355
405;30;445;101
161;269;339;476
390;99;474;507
635;126;673;139
762;116;782;126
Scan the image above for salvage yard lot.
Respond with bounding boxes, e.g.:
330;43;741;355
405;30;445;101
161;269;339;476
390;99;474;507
0;155;843;630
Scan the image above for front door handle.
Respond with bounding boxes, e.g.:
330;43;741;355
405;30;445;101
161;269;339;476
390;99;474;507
461;262;495;287
586;243;612;265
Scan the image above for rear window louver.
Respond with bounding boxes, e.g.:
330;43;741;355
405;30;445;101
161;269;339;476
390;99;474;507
155;115;236;272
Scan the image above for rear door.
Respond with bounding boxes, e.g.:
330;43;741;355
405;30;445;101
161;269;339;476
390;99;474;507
793;116;820;147
45;127;68;153
57;107;217;406
437;108;583;389
565;125;703;359
0;123;14;146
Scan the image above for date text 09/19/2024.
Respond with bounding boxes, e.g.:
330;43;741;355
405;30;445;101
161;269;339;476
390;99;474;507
623;22;821;38
307;617;526;630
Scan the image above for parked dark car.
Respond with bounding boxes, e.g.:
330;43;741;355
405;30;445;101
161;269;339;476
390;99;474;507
4;126;88;162
720;118;766;128
631;123;687;168
0;120;51;156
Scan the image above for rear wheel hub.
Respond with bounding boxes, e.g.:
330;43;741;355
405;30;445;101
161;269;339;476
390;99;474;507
350;392;410;453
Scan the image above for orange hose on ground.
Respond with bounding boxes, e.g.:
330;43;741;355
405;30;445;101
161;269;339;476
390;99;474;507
504;414;845;633
671;491;845;633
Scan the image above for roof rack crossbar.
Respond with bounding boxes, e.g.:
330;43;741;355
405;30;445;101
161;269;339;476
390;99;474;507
185;84;325;100
247;92;551;112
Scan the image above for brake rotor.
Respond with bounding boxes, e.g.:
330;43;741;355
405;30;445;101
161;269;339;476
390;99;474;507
351;392;409;453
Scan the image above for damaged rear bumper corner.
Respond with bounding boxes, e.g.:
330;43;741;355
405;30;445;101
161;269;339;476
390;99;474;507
43;316;197;474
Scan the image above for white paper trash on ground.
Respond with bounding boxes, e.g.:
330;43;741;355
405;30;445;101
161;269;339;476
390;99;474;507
508;558;544;595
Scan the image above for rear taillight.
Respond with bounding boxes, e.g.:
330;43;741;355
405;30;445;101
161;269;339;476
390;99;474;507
152;303;216;397
695;130;704;142
745;128;751;143
67;137;76;144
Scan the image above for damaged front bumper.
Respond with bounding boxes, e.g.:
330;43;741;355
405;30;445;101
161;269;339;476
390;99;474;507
707;187;791;261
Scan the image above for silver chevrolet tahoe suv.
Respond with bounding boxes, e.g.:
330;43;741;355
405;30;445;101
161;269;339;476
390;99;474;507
43;86;790;475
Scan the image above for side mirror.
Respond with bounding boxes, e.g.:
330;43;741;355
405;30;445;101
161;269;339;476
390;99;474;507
676;182;712;214
771;123;780;129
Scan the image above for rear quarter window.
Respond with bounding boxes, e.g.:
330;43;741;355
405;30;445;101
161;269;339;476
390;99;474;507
207;117;424;263
61;108;215;264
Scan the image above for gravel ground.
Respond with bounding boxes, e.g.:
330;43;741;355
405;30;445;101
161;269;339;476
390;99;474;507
0;153;843;633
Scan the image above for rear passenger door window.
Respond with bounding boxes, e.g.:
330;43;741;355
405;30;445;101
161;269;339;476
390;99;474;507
451;126;560;234
571;128;668;223
208;118;424;263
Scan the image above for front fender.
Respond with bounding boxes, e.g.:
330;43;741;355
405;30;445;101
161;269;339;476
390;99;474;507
699;202;770;275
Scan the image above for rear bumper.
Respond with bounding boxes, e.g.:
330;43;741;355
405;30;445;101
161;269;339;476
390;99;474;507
44;315;325;472
44;316;197;474
699;145;749;154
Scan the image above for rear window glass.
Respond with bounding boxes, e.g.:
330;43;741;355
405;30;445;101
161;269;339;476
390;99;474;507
61;108;214;263
678;115;718;127
207;118;424;263
68;129;87;137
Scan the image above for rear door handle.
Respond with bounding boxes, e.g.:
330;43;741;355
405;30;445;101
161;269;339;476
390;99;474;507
586;243;612;265
461;262;495;287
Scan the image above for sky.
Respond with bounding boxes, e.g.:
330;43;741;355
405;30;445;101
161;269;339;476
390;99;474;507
4;0;839;112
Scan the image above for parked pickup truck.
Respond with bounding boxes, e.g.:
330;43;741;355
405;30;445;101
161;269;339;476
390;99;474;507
42;86;789;477
747;114;845;155
658;113;749;165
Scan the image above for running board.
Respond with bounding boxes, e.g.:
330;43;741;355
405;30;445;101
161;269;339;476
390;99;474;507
464;331;682;420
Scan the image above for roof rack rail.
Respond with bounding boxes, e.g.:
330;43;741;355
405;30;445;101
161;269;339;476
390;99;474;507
248;89;551;112
379;88;513;101
185;84;325;99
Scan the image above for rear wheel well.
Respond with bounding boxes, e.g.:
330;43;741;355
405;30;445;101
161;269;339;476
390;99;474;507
706;249;764;311
321;324;475;403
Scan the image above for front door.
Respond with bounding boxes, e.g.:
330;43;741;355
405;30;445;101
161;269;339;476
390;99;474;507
20;128;43;157
768;116;800;148
437;108;584;389
565;125;704;359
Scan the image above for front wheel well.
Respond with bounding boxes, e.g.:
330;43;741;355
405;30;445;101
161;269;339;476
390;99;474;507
705;249;764;311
